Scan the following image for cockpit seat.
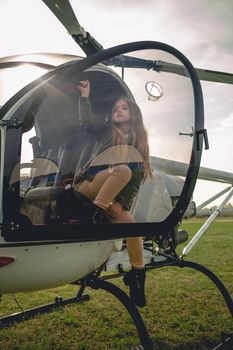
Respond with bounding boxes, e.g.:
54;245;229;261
24;186;65;224
23;185;87;225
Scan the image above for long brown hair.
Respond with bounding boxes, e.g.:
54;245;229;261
111;98;152;180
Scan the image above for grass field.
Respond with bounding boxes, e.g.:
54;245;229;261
0;218;232;350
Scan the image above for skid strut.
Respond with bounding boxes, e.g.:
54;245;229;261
86;275;153;350
173;259;233;318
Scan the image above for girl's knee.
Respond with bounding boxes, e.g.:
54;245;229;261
77;180;95;200
114;164;132;182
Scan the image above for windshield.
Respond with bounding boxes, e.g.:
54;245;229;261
4;44;200;240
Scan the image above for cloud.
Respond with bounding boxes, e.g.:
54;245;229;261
209;112;233;132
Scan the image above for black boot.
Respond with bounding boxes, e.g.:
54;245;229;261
75;192;110;224
89;204;110;224
123;267;146;308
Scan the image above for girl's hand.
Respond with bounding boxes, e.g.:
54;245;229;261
77;80;90;97
108;202;123;219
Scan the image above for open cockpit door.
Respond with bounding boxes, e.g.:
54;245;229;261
0;41;205;243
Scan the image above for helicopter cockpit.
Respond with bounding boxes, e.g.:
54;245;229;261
13;67;133;226
0;41;204;243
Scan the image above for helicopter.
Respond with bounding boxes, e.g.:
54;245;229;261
0;1;233;349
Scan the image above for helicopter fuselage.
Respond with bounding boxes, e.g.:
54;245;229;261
0;239;117;294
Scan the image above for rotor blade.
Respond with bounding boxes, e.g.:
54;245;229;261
105;56;189;77
42;0;103;55
159;62;233;84
42;0;233;81
196;68;233;85
0;61;54;70
42;0;83;35
106;55;233;84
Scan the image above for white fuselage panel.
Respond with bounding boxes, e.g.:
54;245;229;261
0;240;115;293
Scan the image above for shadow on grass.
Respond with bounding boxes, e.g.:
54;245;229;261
152;337;221;350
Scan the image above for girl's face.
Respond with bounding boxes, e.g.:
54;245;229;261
112;99;131;124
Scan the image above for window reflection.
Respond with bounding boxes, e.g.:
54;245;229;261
10;49;195;227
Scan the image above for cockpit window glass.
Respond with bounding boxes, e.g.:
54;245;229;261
4;43;202;241
0;65;46;106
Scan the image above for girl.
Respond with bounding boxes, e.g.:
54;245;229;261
75;80;152;307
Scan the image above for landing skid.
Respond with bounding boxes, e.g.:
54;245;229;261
1;254;232;350
212;333;233;350
0;267;153;350
0;288;90;328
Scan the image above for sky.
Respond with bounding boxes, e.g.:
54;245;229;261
0;0;233;208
